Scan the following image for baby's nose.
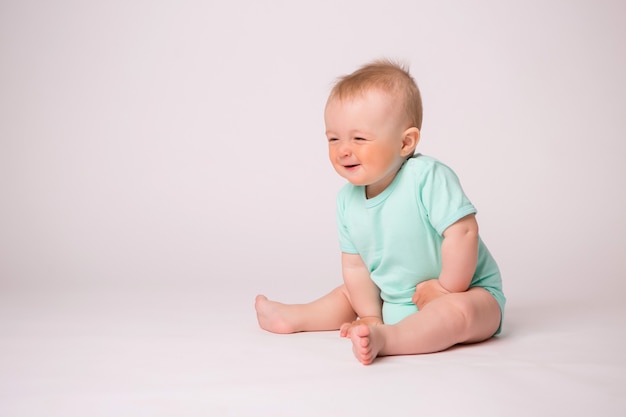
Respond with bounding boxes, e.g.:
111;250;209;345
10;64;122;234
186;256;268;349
338;142;352;156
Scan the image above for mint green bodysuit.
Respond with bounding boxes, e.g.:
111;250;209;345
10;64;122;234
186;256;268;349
336;154;505;330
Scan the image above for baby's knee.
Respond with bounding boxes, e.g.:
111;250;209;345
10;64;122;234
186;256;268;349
446;289;500;341
445;295;475;326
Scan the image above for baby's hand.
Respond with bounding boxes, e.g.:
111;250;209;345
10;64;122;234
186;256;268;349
339;316;383;338
412;279;450;310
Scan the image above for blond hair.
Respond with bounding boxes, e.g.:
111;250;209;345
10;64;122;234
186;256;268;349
328;59;423;130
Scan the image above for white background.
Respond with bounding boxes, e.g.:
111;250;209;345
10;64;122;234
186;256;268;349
2;0;625;300
1;1;625;416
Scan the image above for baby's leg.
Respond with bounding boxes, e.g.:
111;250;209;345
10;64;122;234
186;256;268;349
255;285;357;334
349;287;500;365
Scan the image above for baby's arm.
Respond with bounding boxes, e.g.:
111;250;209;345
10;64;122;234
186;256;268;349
439;214;479;292
339;252;383;337
412;214;478;309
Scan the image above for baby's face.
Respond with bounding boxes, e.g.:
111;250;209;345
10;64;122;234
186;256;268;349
325;89;411;198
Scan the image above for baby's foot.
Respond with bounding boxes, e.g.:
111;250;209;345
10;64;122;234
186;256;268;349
255;295;298;334
349;324;385;365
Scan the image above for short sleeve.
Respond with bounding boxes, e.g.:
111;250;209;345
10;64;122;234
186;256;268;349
336;186;359;254
419;161;477;235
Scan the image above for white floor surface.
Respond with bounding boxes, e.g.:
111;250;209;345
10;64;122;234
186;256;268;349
1;287;625;417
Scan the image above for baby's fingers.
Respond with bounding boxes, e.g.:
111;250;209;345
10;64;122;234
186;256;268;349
411;292;419;305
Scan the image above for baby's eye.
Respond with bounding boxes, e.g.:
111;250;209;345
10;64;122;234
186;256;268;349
354;137;366;141
328;137;339;142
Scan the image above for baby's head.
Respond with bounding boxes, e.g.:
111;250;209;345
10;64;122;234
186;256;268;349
325;60;423;197
327;59;423;136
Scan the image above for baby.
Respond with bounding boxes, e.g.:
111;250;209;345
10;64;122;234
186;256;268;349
255;59;505;365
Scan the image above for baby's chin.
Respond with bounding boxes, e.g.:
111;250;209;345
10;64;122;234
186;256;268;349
342;177;367;186
335;169;366;183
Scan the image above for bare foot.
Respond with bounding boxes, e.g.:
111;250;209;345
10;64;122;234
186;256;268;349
349;324;386;365
255;295;299;334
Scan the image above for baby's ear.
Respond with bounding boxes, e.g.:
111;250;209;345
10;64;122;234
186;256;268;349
401;127;420;156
